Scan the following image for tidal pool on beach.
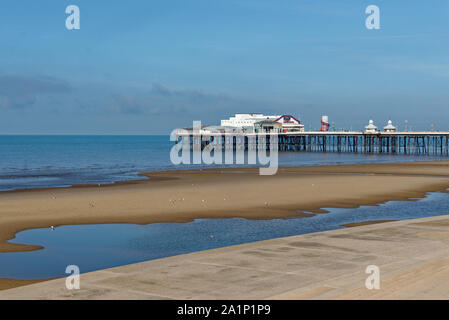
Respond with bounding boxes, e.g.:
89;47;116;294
1;191;449;280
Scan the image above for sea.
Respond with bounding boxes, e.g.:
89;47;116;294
0;135;447;192
0;135;448;280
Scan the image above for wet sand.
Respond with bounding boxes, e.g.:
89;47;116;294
1;161;449;290
0;278;52;291
341;220;397;228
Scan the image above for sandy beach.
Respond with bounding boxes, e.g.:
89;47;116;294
1;161;449;290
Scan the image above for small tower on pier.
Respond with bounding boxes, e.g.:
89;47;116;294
383;120;397;132
320;115;330;132
365;120;378;134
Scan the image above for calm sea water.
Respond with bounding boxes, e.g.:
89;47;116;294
0;135;447;191
1;191;448;280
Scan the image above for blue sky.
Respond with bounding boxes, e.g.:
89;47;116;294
0;0;448;134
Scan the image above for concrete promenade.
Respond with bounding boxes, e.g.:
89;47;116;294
1;215;449;300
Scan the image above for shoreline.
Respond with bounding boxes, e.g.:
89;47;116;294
0;218;404;291
2;157;448;195
2;214;449;299
1;161;449;290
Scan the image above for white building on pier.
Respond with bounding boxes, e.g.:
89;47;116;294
220;113;304;133
221;114;280;128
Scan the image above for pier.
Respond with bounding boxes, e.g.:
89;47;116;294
175;131;449;156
